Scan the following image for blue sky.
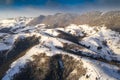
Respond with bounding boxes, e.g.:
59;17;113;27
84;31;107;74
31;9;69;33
0;0;96;10
0;0;120;18
0;0;95;6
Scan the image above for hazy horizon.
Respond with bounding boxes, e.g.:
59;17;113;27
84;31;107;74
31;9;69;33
0;0;120;18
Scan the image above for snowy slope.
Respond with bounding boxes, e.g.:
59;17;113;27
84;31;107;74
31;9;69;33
0;18;120;80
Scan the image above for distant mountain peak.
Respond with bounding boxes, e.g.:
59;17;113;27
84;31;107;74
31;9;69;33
27;11;120;32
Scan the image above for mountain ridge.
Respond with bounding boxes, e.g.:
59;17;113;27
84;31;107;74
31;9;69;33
28;11;120;32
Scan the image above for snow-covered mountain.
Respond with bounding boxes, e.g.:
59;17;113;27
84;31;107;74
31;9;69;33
0;16;120;80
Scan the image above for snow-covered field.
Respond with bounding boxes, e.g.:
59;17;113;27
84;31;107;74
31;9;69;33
0;18;120;80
